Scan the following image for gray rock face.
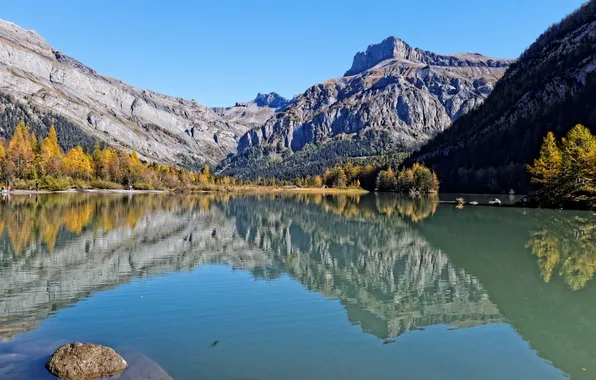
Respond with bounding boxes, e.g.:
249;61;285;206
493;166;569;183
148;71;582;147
0;19;249;166
221;37;511;178
252;92;292;108
46;342;127;380
213;92;292;129
346;37;510;76
243;39;511;153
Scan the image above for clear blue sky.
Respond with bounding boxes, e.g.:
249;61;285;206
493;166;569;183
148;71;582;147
2;0;586;107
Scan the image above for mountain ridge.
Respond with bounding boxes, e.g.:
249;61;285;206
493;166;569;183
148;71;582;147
0;19;250;168
218;37;511;179
346;36;510;76
212;92;293;129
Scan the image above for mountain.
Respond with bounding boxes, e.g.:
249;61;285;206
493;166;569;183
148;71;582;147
212;92;293;129
218;37;511;179
0;19;251;168
409;1;596;193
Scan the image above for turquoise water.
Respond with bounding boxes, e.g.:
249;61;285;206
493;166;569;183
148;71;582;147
0;193;595;379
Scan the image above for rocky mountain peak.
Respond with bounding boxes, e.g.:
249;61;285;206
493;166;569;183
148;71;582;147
347;37;414;74
213;92;293;128
0;19;52;59
253;92;291;109
220;34;511;179
345;36;511;76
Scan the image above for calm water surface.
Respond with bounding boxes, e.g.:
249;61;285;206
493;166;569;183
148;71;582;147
0;193;595;379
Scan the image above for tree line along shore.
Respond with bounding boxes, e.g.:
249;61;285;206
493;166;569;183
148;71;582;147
0;120;437;195
3;119;590;209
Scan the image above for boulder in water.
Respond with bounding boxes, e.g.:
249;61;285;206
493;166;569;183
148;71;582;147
46;342;127;380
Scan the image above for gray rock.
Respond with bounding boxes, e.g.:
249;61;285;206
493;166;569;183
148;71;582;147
345;36;509;76
46;342;127;380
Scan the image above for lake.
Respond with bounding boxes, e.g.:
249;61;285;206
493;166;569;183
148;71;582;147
0;193;595;379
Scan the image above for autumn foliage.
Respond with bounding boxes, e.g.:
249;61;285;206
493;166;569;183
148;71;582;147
292;163;376;189
0;120;226;191
376;163;439;194
527;124;596;208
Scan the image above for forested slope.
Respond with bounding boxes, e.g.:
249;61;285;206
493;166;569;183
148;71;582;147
410;1;596;193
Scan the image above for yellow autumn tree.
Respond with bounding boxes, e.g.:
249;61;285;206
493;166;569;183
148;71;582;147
6;121;35;179
529;125;596;206
127;151;146;184
313;175;323;188
560;124;596;187
102;146;118;181
40;125;63;176
91;141;103;177
0;142;6;180
202;165;212;183
62;146;94;179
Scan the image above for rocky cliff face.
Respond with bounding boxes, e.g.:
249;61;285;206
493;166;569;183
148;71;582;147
409;1;596;193
219;37;511;179
345;36;509;76
212;92;292;129
0;20;249;167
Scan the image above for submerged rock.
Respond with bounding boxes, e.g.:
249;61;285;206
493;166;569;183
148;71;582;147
117;351;173;380
46;342;127;380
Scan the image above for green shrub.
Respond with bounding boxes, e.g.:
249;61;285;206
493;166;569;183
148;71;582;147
11;178;36;190
40;176;72;191
133;182;154;190
90;180;124;190
71;179;92;189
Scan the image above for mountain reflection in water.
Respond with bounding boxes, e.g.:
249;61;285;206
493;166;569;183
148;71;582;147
0;193;595;380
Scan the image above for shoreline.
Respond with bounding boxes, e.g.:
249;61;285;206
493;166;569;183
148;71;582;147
4;189;168;195
3;187;369;196
8;189;591;210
